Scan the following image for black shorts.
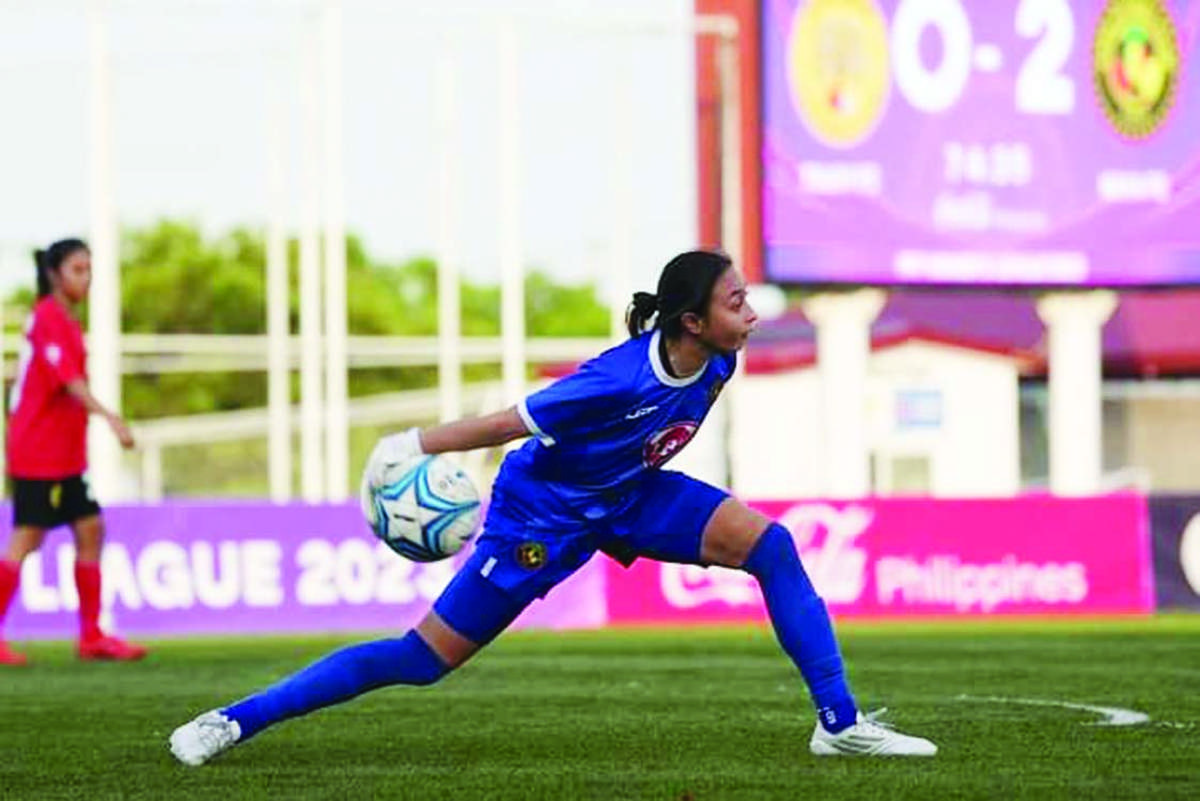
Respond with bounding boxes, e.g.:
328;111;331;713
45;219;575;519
9;475;102;530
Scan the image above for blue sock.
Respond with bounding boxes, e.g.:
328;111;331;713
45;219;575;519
743;523;858;733
223;630;448;740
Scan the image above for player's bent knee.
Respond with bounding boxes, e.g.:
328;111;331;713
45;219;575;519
415;612;480;670
741;522;817;597
700;498;773;566
71;515;105;561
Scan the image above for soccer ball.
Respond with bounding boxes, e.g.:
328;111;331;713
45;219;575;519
362;454;481;562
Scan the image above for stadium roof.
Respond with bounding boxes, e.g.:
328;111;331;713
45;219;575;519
537;291;1200;380
745;290;1200;378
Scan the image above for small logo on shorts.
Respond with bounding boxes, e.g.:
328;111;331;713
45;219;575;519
515;542;548;570
49;483;62;510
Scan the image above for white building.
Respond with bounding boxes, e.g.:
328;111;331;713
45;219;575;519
727;335;1027;499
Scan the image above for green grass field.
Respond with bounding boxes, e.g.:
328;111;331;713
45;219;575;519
2;617;1199;800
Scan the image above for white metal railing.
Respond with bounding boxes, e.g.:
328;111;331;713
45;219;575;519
1023;466;1153;494
0;330;593;499
130;380;522;501
0;333;609;376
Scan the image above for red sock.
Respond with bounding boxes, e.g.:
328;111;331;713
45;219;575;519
0;560;20;635
74;561;103;642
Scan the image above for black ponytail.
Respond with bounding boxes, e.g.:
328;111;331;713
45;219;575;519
34;250;52;297
626;250;731;339
625;291;659;337
32;238;89;298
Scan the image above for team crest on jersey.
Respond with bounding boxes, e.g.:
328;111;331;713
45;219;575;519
515;541;548;570
643;422;699;468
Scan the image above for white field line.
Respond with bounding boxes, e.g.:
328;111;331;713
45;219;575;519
955;695;1150;726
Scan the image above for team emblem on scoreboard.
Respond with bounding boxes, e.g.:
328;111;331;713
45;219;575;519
1093;0;1180;139
786;0;890;148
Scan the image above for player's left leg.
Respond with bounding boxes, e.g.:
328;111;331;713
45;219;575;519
614;472;934;756
700;497;936;756
69;506;147;661
698;499;860;733
611;476;858;725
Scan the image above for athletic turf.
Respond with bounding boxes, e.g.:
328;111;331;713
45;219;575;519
2;617;1198;800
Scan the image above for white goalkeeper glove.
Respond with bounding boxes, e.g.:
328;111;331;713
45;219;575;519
360;428;425;528
362;428;425;490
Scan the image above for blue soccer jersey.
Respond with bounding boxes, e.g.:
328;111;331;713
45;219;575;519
492;330;735;525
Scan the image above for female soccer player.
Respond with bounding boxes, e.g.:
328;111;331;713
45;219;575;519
0;239;147;665
170;250;935;762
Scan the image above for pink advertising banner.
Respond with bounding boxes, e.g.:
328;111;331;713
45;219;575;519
0;503;606;641
2;496;1155;640
606;496;1154;622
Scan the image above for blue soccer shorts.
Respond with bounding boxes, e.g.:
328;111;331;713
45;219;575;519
433;469;728;644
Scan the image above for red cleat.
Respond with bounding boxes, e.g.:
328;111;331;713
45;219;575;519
0;641;29;667
78;635;148;662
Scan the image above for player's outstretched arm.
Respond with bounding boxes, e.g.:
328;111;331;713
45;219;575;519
365;407;530;486
419;407;529;454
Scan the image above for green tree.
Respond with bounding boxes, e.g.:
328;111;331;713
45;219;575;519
6;220;610;421
525;270;609;337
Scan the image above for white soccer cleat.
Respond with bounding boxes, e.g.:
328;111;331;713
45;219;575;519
809;708;937;757
169;710;242;766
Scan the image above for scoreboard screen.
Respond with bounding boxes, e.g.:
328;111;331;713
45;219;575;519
762;0;1200;286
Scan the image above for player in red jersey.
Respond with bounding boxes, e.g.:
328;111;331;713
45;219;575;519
0;239;146;666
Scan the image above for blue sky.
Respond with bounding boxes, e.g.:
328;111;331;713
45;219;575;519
0;0;697;298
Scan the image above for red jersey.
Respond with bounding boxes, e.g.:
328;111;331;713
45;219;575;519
7;296;89;479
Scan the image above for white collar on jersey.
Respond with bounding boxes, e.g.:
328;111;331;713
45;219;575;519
648;329;709;388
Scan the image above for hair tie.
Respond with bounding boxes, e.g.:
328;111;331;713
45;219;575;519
632;292;658;315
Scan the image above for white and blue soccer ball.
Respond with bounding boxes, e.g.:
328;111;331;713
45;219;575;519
362;454;481;562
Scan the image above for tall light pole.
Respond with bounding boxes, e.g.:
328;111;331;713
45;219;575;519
88;0;122;501
266;71;292;503
435;53;464;423
299;14;325;502
322;0;349;501
498;21;526;409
